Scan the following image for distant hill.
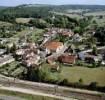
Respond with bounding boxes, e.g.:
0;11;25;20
0;6;8;10
0;4;105;20
17;4;54;8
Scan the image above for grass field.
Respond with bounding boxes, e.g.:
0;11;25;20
41;63;105;87
60;66;105;86
16;18;33;24
1;61;105;87
0;89;60;100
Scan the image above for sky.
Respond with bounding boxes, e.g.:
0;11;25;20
0;0;105;6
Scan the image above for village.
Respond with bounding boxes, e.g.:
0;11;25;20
0;27;104;73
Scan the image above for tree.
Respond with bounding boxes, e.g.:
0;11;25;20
89;82;98;90
92;46;97;56
10;43;17;54
79;78;83;84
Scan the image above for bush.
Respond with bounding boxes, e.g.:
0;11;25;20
89;82;98;90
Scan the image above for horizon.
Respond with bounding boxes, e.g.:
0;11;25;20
0;0;105;7
1;3;105;7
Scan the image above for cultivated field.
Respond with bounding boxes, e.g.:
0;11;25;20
0;21;12;27
0;61;25;77
52;12;83;19
84;11;105;16
66;9;89;13
16;18;33;24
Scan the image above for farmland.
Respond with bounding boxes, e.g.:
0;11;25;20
84;11;105;16
16;18;33;24
0;21;12;27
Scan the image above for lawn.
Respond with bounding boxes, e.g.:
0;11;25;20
0;89;60;100
60;66;105;86
41;63;105;87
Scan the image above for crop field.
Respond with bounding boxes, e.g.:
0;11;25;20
0;21;13;27
66;9;89;13
16;18;33;24
0;61;25;77
84;11;105;16
52;12;83;19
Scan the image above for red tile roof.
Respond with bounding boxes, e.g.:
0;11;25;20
58;54;76;64
44;41;63;51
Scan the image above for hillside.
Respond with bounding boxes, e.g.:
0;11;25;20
0;4;105;19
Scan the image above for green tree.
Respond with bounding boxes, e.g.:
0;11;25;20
92;46;97;56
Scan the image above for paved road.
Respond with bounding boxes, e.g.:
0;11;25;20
0;75;105;100
80;46;105;53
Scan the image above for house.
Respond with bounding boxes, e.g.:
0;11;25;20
44;41;64;54
50;64;60;71
85;54;102;63
0;49;6;55
16;42;41;67
58;53;76;65
59;30;74;37
16;49;25;56
47;57;59;71
22;55;40;67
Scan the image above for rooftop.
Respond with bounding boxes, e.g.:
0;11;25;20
44;41;63;51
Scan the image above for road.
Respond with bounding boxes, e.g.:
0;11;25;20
80;46;105;53
0;75;105;100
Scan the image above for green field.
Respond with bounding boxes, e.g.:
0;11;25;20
0;89;60;100
3;62;105;87
60;66;105;86
41;63;105;87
